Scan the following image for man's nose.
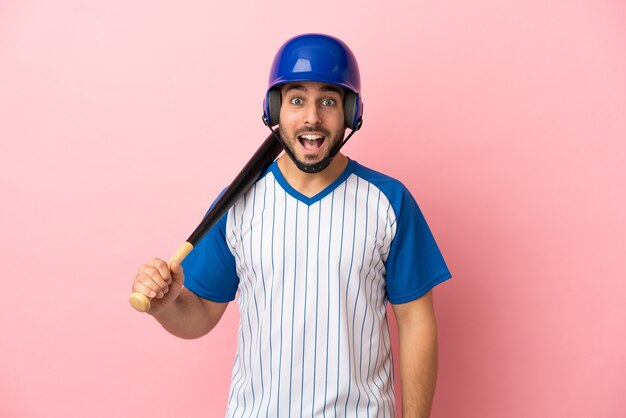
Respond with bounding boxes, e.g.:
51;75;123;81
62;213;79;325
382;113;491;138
304;102;322;126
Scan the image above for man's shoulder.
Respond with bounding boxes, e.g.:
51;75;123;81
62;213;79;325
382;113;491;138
350;160;410;197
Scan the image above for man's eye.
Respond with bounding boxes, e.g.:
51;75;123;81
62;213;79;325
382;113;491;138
321;98;336;106
290;97;303;105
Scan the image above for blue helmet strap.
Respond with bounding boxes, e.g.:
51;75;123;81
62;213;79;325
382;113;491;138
267;125;358;174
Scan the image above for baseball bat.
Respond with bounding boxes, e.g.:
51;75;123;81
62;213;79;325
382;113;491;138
129;132;283;312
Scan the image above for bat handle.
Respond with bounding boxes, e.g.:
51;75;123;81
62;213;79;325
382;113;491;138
129;242;194;312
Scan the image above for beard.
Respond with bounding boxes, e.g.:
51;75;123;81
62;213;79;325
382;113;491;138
278;125;347;166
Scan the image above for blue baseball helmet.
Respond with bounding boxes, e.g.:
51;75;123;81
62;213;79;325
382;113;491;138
263;34;363;131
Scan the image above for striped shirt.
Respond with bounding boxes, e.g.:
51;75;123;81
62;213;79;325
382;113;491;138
183;159;451;418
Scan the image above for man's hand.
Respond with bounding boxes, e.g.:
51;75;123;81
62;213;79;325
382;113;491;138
131;258;185;316
131;258;229;339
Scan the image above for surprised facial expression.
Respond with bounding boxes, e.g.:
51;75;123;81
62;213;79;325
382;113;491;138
278;81;346;166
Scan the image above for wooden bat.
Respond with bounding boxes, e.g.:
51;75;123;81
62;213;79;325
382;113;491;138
129;132;283;312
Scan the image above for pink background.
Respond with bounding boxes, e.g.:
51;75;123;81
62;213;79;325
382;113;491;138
1;1;624;417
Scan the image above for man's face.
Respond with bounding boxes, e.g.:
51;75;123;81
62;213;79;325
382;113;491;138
278;81;346;167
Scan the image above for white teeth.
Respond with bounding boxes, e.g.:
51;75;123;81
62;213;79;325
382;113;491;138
300;134;323;140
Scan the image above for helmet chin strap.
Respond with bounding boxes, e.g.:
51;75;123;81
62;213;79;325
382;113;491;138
267;125;359;174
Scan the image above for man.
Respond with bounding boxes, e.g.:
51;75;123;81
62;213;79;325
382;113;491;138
132;34;451;417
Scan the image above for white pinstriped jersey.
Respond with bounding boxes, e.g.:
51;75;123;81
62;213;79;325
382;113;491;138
183;160;451;418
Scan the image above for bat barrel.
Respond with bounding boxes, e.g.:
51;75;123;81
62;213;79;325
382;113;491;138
187;133;283;245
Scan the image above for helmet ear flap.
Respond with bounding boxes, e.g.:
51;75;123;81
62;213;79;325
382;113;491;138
264;89;282;126
344;91;363;131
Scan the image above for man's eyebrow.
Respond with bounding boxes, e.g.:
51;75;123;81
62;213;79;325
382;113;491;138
320;85;343;95
283;83;307;93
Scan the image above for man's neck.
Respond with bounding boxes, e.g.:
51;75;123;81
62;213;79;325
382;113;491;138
277;153;349;198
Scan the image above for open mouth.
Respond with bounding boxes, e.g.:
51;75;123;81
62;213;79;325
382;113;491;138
298;134;325;151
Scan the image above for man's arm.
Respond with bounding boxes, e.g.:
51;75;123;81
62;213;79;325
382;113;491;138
391;290;439;418
132;258;229;339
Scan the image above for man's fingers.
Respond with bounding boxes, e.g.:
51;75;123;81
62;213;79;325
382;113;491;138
131;257;185;310
135;260;173;299
147;258;172;284
169;261;185;285
132;278;161;299
141;266;170;294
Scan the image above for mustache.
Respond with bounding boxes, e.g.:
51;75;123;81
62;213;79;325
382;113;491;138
294;126;332;137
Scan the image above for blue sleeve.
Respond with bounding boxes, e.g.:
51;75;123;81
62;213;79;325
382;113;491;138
181;197;239;302
385;186;451;304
